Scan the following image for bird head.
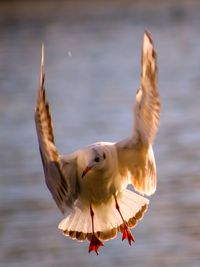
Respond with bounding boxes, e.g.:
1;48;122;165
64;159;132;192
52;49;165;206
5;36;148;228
81;148;107;178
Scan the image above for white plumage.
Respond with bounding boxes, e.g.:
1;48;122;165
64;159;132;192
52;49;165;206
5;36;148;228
35;31;160;254
59;189;149;241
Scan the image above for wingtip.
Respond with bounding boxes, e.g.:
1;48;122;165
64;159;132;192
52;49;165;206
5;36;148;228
141;30;157;79
41;43;44;66
40;43;45;88
143;30;154;54
144;30;152;42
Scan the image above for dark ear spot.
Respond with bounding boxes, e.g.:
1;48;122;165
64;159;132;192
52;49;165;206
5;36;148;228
103;153;106;159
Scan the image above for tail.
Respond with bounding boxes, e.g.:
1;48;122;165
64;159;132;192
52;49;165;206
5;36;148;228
58;189;149;242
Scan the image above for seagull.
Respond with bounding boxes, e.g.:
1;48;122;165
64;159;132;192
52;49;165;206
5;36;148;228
35;31;160;255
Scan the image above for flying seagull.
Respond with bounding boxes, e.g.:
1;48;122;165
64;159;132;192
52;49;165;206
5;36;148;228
35;31;160;255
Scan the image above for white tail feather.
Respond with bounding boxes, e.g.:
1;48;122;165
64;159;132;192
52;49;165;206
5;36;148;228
58;189;149;241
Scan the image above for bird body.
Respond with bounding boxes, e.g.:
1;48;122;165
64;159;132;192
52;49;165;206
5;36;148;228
35;31;160;254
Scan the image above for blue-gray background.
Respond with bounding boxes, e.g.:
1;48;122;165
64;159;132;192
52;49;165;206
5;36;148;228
0;0;200;266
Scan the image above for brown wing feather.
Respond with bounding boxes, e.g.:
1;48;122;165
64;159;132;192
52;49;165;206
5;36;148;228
35;45;77;213
116;31;159;196
134;31;160;145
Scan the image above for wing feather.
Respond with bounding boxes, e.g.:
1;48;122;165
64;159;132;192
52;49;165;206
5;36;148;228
116;32;160;196
134;31;160;144
35;45;77;213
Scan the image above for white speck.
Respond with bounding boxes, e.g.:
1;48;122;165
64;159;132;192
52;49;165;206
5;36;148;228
68;51;72;57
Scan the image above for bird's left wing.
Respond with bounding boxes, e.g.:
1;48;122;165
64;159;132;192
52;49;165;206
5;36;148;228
116;31;160;196
133;31;160;145
35;45;78;213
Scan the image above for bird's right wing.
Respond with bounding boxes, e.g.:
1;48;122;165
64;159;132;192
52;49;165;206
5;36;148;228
35;45;78;213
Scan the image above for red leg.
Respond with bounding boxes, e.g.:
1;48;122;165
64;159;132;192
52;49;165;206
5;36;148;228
88;204;104;255
114;195;135;245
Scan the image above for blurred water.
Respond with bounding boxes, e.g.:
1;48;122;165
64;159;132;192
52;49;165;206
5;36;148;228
0;1;200;267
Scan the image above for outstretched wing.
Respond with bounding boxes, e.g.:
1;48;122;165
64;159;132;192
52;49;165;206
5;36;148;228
134;31;160;144
116;31;160;196
35;45;77;213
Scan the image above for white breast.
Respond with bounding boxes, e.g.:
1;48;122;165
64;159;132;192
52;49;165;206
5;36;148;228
77;143;127;204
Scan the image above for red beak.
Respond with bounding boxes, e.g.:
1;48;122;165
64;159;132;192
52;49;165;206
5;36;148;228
81;166;92;178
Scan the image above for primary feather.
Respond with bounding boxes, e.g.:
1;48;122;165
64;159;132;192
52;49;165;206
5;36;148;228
116;31;160;196
35;45;77;213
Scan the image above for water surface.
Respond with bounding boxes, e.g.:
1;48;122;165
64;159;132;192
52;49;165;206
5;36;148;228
0;1;200;267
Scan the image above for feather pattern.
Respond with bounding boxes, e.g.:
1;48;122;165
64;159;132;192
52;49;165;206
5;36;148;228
34;45;77;213
59;189;149;241
134;31;160;144
34;32;160;254
116;32;160;196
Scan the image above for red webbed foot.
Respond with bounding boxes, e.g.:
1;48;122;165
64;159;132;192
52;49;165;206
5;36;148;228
122;224;135;245
88;235;104;255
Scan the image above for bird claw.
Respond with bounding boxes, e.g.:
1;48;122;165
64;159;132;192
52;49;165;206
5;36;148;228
88;235;104;255
122;224;135;245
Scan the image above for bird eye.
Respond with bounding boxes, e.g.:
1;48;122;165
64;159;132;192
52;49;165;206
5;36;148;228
103;153;106;159
94;157;100;162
